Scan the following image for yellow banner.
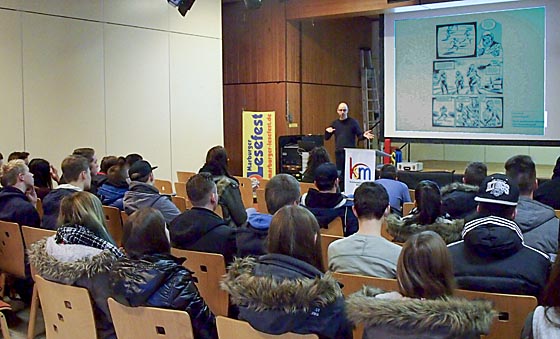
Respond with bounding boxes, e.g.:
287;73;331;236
242;111;276;180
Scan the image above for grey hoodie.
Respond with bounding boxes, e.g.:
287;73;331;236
515;196;559;258
123;181;180;223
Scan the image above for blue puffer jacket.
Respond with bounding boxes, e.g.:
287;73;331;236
97;183;128;210
110;253;217;339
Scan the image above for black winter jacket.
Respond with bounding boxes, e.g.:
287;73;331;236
448;215;550;298
0;186;40;227
221;255;352;339
440;182;479;219
42;187;77;230
300;189;358;236
534;177;560;210
170;207;237;264
110;253;217;339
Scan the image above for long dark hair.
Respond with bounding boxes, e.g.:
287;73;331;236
542;250;560;325
267;205;324;272
29;158;52;189
122;208;171;259
407;180;442;225
303;147;331;179
552;156;560;180
203;146;231;177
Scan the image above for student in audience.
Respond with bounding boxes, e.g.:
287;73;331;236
29;158;57;200
170;173;237;263
97;165;129;210
505;155;559;257
0;160;40;227
97;155;119;187
72;147;101;194
222;205;352;339
534;156;560;210
375;164;411;214
387;180;464;244
125;153;143;169
522;249;560;339
123;160;180;223
346;231;494;339
111;208;217;339
8;151;30;165
42;155;91;230
236;173;300;257
29;191;122;339
199;146;247;227
441;161;487;219
301;146;331;183
448;174;550;298
328;182;401;277
300;162;358;236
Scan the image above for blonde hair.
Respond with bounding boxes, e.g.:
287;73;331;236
57;191;115;245
0;159;28;186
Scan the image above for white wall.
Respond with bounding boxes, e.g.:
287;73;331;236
0;0;223;181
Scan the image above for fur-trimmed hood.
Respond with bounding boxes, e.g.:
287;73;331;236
386;214;464;244
346;287;494;336
28;237;118;285
221;256;343;313
440;182;479;195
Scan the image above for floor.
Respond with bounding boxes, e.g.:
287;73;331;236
5;302;46;339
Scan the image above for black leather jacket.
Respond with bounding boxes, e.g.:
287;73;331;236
110;253;217;339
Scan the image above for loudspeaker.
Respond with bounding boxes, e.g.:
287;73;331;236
243;0;262;10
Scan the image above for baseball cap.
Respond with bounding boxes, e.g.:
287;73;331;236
128;160;157;181
315;163;338;184
474;173;519;206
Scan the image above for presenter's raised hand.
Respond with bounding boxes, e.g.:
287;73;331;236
364;129;375;140
326;127;336;133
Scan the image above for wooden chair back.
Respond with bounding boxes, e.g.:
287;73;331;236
455;289;537;339
21;226;56;250
256;188;268;214
36;198;44;219
108;298;194;339
172;196;188;213
299;182;315;195
216;316;318;339
174;182;187;198
170;248;228;316
35;275;97;339
120;211;129;224
154;179;174;195
320;217;344;236
320;234;342;270
402;202;414;216
555;209;560;218
102;206;123;246
258;178;269;190
0;221;26;279
234;176;254;209
0;300;11;339
177;171;196;183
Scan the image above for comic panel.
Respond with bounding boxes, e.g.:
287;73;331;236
432;97;456;127
477;19;502;58
480;97;503;128
433;59;503;95
436;22;477;59
455;97;482;128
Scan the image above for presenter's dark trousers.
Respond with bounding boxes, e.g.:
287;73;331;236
335;149;345;192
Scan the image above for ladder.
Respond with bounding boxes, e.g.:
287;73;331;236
360;48;381;149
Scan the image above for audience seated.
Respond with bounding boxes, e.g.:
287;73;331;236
441;161;487;219
97;165;129;210
346;231;494;339
534;156;560;210
387;180;464;244
328;182;401;278
124;153;143;170
110;208;217;339
29;158;58;200
301;146;331;183
375;164;411;214
236;173;300;257
28;191;123;339
300;162;357;236
0;160;40;227
448;174;550;298
170;173;237;263
71;148;101;195
222;205;352;339
42;155;91;230
8;151;30;165
123;160;180;223
97;155;119;188
199;146;247;227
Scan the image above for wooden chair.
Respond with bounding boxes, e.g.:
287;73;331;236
174;182;187;198
320;217;344;237
170;248;228;317
234;176;254;209
0;221;27;279
34;275;97;339
120;211;129;224
381;220;393;242
172;196;188;212
0;301;12;339
177;171;196;183
299;182;315;195
108;298;194;339
455;289;537;339
555;209;560;218
258;178;269;190
408;189;415;202
36;198;44;220
216;316;318;339
102;206;123;246
320;234;342;270
256;188;268;214
154;179;174;195
402;202;414;216
21;226;56;339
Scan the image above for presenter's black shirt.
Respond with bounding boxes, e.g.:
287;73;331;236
324;117;365;151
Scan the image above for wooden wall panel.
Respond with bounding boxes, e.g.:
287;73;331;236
301;17;372;87
286;0;418;20
286;21;301;83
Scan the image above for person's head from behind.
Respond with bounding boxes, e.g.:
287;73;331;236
107;165;129;187
314;163;338;192
128;160;156;184
73;147;98;175
306;147;331;173
397;231;455;299
353;182;389;221
205;146;229;176
187;173;218;209
1;159;34;190
8;151;30;164
125;153;143;169
29;158;52;189
265;173;300;214
505;155;536;196
552;156;560;180
100;156;119;174
463;162;487;186
61;155;91;190
122;208;170;260
414;180;441;225
379;164;397;180
267;205;323;272
474;173;519;220
57;191;114;244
